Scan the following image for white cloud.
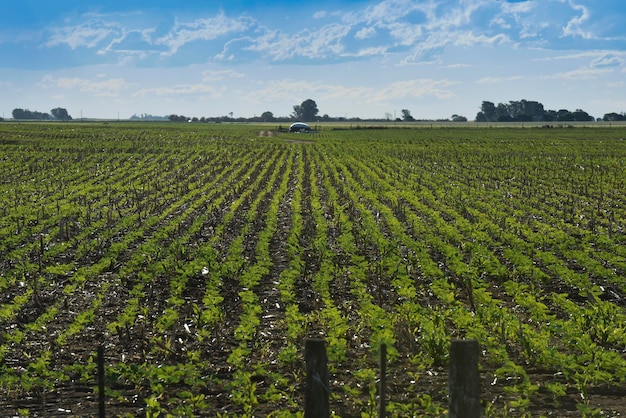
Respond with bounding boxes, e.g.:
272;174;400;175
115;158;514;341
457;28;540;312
156;14;252;56
350;46;389;57
355;27;376;40
590;54;623;68
201;69;245;82
476;75;525;84
444;63;472;69
454;32;510;47
242;77;458;108
371;79;459;103
46;20;121;49
134;84;224;97
562;1;592;39
39;75;133;97
244;23;352;60
542;67;612;80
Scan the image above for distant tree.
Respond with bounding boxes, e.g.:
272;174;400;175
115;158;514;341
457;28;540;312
51;107;71;121
571;109;594;121
603;112;626;121
556;109;574;122
543;110;557;122
292;99;319;122
451;114;467;122
495;103;511;121
401;109;414;121
12;108;50;120
260;111;275;122
168;114;189;122
476;99;588;123
479;101;497;122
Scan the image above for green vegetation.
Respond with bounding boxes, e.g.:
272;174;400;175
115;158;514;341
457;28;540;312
0;122;625;416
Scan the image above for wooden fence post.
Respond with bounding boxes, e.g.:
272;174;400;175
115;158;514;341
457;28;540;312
448;339;481;418
305;338;329;418
97;341;105;418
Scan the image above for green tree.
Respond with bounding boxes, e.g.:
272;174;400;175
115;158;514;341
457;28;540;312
401;109;414;121
51;107;71;121
475;101;497;122
292;99;319;122
260;111;275;122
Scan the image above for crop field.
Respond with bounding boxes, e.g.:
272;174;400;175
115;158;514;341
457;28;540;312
1;122;625;417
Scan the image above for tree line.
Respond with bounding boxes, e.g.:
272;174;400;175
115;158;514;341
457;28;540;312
168;99;322;123
5;100;625;123
10;108;72;121
475;100;599;123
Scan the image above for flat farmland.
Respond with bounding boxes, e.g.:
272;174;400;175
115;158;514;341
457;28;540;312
1;122;625;417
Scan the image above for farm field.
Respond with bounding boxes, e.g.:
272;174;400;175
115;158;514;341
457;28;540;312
1;122;625;417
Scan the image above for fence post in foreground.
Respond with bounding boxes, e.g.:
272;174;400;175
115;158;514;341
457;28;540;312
305;338;329;418
97;341;106;418
448;339;481;418
379;343;387;418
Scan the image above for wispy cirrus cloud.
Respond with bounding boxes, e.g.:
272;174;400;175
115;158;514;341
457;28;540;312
30;0;625;68
243;77;458;107
46;19;122;49
542;67;613;80
39;74;134;97
476;75;525;84
134;83;225;97
155;14;253;56
201;69;245;82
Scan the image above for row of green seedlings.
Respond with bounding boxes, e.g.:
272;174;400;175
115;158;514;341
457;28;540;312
0;148;210;333
136;143;288;416
0;151;175;404
378;140;624;312
100;147;275;415
350;145;626;414
0;155;209;407
0;149;196;319
60;145;261;416
334;144;496;414
110;145;286;416
318;146;438;416
220;147;298;417
390;145;620;410
82;148;257;416
272;147;328;414
435;148;626;286
437;158;626;311
324;141;544;412
422;141;626;287
0;147;246;409
0;151;173;355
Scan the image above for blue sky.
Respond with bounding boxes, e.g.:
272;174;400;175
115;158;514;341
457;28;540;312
1;0;625;120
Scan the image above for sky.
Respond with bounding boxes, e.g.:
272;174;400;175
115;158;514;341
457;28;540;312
1;0;625;120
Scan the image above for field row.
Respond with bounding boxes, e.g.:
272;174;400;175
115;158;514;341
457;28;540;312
1;123;625;416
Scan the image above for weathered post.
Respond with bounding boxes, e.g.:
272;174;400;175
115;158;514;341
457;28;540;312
448;339;481;418
97;342;105;418
305;338;329;418
379;343;387;418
